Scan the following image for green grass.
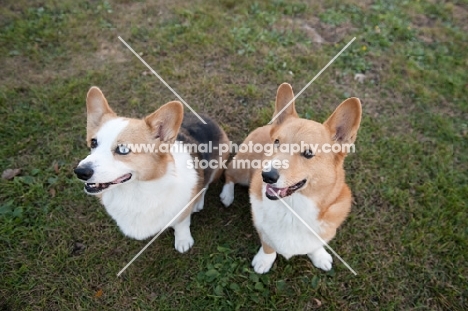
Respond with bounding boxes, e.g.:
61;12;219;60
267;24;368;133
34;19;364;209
1;0;467;309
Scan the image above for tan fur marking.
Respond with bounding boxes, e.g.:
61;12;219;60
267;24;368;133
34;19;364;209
273;83;299;125
145;101;184;143
211;128;231;182
261;240;275;254
115;119;173;181
324;97;362;146
224;125;272;186
250;211;276;254
223;83;300;188
86;87;116;135
249;168;263;201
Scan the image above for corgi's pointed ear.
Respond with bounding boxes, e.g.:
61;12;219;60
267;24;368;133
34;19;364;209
145;101;184;143
324;97;362;145
272;83;298;125
86;87;116;129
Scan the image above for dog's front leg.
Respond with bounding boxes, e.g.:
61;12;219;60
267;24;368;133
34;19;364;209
307;247;333;271
173;214;194;253
252;240;277;274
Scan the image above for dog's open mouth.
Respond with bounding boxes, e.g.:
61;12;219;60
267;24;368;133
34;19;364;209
84;173;132;194
265;179;306;200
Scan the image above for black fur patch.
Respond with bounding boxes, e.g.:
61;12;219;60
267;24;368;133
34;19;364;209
177;113;226;186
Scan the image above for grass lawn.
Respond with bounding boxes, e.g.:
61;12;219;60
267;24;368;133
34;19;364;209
1;0;467;309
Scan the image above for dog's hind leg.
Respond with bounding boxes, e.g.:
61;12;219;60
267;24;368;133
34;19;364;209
192;187;207;213
220;177;235;207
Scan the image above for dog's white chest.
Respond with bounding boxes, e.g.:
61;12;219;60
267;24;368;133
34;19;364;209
251;192;325;258
101;148;198;240
101;180;191;240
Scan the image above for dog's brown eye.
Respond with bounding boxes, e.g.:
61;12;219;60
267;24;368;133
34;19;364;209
274;139;279;147
303;149;314;159
90;138;98;149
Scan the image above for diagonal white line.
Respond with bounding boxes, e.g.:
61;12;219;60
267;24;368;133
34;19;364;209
275;192;357;275
118;36;207;124
117;187;207;277
268;37;356;124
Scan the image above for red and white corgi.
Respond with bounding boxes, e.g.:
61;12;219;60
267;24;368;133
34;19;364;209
221;83;361;273
74;87;229;253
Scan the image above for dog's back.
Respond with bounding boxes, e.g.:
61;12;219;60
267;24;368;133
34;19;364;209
178;113;229;186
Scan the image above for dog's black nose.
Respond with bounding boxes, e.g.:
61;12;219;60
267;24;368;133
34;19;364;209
74;166;94;181
262;168;279;184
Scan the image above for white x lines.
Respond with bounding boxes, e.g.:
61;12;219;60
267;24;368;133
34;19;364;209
116;35;356;276
118;36;207;124
275;192;357;275
268;37;356;124
117;188;207;277
268;37;357;275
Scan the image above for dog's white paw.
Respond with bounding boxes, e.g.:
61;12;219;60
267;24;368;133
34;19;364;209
220;182;234;207
174;235;194;253
252;247;277;274
173;216;193;253
308;247;333;271
192;199;204;213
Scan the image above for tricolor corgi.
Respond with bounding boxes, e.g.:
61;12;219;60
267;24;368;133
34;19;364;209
74;87;229;253
220;83;361;273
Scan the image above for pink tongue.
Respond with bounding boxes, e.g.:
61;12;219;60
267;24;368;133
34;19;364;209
112;173;131;184
266;185;288;198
